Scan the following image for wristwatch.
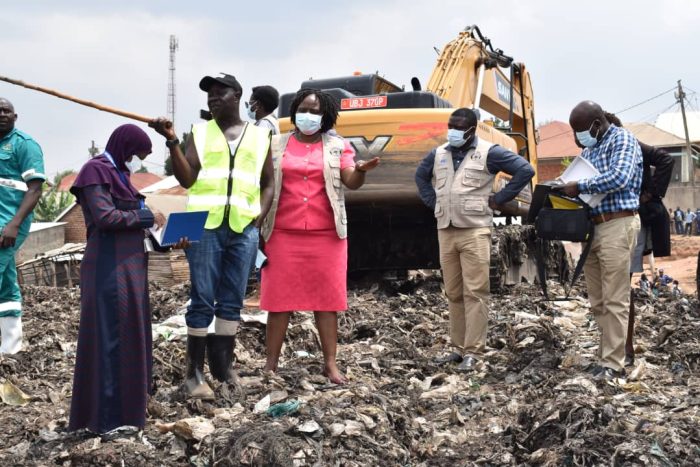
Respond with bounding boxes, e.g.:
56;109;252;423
165;138;180;148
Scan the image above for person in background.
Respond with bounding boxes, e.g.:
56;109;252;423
247;85;280;135
638;273;651;292
556;100;642;381
260;89;379;384
657;268;673;287
671;280;682;298
684;208;696;236
695;207;700;235
674;207;684;235
151;73;274;400
245;85;280;306
0;98;45;355
668;209;675;234
415;107;535;372
68;124;186;435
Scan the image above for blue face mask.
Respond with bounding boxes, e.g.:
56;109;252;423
576;121;600;148
447;127;474;147
295;112;323;135
246;101;257;120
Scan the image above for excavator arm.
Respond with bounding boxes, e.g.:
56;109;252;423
427;25;538;184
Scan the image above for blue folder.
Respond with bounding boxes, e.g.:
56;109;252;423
151;211;208;247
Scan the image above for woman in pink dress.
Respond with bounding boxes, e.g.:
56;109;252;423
260;89;379;384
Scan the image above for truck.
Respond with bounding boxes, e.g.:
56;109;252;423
277;26;543;288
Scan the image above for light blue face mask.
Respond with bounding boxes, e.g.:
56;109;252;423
125;156;142;173
447;127;474;147
576;121;599;148
295;112;323;135
246;107;256;120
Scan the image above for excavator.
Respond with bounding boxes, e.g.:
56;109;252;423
277;25;543;288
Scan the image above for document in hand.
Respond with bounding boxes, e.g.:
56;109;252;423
558;156;605;208
149;211;208;247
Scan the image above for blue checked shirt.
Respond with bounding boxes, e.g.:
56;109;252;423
577;125;642;216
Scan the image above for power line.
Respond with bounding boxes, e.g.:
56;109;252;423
637;101;678;124
537;87;679;143
614;86;676;115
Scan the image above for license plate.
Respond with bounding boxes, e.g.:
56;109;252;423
341;96;388;110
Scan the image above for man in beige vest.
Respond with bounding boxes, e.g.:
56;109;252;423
415;108;535;371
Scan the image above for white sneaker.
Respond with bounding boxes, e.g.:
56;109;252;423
0;316;23;354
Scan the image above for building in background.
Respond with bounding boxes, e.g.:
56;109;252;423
536;121;581;181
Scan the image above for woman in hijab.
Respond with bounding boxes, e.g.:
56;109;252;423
68;124;171;435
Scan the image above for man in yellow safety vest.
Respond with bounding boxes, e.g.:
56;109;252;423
152;74;274;399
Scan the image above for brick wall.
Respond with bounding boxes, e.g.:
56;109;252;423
537;159;566;182
62;205;87;243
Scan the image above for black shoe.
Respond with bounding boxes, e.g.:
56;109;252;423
595;367;625;382
624;354;635;368
585;363;605;375
184;335;215;400
456;356;477;372
206;334;236;383
433;351;463;365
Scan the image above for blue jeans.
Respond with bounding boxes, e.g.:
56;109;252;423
185;223;258;328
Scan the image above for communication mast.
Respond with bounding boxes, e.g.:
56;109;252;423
164;35;179;169
167;35;178;126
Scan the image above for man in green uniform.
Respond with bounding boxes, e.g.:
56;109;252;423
0;98;46;354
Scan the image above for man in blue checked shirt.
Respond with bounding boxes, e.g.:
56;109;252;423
557;100;642;381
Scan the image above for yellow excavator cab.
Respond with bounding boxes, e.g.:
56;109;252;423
277;26;539;278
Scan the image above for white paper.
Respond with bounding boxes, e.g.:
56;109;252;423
255;249;267;269
148;226;164;245
558;156;605;208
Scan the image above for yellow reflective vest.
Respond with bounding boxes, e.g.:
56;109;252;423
187;120;270;232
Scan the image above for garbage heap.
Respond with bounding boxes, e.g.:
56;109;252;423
1;279;698;466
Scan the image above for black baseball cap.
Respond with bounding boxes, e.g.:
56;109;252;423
199;73;242;93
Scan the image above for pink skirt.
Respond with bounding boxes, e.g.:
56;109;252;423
260;229;347;312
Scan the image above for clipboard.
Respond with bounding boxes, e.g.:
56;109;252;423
559;156;605;208
148;211;208;247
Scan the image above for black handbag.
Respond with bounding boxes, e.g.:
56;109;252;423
534;194;594;300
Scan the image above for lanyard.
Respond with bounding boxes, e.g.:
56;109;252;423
103;152;145;209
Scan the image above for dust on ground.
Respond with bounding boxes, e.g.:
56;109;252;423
1;278;699;466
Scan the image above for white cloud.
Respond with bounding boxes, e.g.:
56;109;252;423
1;1;698;177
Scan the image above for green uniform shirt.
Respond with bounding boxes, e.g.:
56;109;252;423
0;128;46;234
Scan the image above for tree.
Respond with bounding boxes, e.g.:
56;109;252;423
34;190;74;222
33;170;77;222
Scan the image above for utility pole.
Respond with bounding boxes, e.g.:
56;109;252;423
88;140;99;158
676;79;695;185
166;35;179;166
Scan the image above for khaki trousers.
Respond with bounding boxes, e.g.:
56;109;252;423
583;215;640;371
438;226;491;355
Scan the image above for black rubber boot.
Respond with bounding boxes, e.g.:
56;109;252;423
206;334;236;382
184;335;214;400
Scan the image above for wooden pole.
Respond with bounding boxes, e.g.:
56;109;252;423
0;74;157;124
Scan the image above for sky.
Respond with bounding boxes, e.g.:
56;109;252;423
2;0;699;178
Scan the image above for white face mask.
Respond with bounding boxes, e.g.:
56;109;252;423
295;112;323;135
125;156;142;173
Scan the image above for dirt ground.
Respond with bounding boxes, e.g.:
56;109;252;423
1;276;699;466
635;234;700;295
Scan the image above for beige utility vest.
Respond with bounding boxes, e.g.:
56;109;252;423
261;132;348;241
433;139;495;229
